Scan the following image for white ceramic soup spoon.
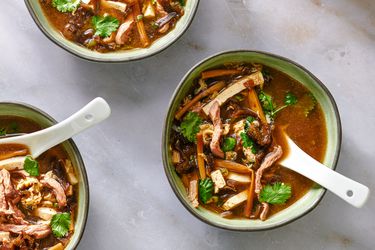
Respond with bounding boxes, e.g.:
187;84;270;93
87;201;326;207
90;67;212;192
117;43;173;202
0;97;111;159
279;133;370;208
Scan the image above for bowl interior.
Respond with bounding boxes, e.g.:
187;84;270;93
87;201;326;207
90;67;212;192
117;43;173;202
25;0;199;62
0;103;88;249
163;51;341;230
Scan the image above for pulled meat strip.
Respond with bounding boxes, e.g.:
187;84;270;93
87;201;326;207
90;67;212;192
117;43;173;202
0;169;26;224
255;145;283;195
40;172;66;208
209;101;224;158
0;224;51;239
259;202;270;221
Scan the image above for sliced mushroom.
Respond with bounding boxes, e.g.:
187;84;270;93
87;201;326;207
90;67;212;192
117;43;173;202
115;13;135;45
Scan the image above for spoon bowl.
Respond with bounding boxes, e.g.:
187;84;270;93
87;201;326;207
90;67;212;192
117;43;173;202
279;132;370;208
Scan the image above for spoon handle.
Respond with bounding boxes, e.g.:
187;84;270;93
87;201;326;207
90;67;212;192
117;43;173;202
3;98;111;158
279;137;370;208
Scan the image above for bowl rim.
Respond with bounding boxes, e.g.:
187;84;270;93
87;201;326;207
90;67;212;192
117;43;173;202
162;50;342;231
23;0;200;63
0;101;89;248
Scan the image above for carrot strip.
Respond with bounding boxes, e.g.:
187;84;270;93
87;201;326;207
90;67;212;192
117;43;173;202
214;159;251;174
175;81;226;120
133;0;150;47
244;169;255;217
201;69;242;80
196;133;206;179
0;149;28;161
248;89;267;124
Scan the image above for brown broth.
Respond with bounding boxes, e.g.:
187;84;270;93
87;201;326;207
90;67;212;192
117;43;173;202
38;0;185;52
0;116;78;249
172;65;327;219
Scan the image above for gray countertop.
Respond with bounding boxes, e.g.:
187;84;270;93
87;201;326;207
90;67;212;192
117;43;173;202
1;0;375;249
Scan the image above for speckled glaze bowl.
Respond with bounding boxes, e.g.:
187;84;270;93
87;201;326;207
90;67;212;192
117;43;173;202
162;50;342;231
0;102;89;248
24;0;200;62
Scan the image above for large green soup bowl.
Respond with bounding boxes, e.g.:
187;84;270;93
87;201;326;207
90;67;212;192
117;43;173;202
162;50;342;231
0;102;89;248
24;0;200;62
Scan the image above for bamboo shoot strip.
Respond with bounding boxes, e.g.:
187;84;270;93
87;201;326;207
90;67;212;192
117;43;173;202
202;72;264;115
133;0;150;47
248;89;267;124
196;133;206;179
175;81;226;120
244;169;255;217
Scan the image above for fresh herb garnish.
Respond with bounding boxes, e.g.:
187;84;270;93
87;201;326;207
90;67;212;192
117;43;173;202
136;14;144;21
0;128;6;136
180;112;202;142
244;116;255;132
259;91;298;119
234;95;244;102
199;178;214;204
92;15;120;38
52;0;80;12
222;137;236;152
304;92;317;117
23;156;39;177
259;182;292;204
240;132;257;154
178;0;185;6
50;212;71;238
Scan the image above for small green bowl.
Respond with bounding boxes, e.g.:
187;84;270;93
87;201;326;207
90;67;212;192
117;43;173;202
0;102;89;248
162;50;342;231
24;0;200;62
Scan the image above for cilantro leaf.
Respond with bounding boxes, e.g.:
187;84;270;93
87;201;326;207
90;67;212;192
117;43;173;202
52;0;80;13
178;0;185;6
0;128;6;136
240;132;257;154
92;16;120;38
304;92;317;117
222;137;236;152
284;92;297;105
244;116;255;132
258;91;275;114
180;112;202;142
199;178;214;204
23;156;39;177
259;182;292;204
51;212;71;238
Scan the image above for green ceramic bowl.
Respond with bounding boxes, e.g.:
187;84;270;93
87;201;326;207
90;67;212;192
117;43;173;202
162;50;342;231
0;102;89;248
24;0;200;62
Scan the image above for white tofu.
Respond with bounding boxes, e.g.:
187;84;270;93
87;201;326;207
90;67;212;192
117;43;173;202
0;156;26;171
211;170;226;193
48;243;64;250
101;0;127;12
0;231;10;242
227;172;251;183
202;72;264;115
34;207;57;221
188;180;199;208
222;190;248;210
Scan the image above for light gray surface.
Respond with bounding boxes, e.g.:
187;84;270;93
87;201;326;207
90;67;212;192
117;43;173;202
1;0;375;249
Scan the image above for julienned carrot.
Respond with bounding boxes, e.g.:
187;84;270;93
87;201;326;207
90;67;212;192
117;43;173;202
244;169;255;217
201;69;242;80
0;149;28;161
214;159;251;174
133;0;150;47
248;88;267;124
196;133;206;179
175;81;226;120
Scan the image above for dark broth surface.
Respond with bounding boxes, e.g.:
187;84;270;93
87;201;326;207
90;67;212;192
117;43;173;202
0;116;78;249
170;64;327;220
